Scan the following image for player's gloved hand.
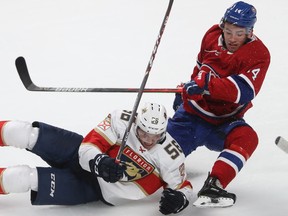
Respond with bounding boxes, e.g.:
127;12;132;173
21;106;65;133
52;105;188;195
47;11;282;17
159;188;189;215
184;70;211;96
173;83;184;111
89;154;126;183
173;93;183;111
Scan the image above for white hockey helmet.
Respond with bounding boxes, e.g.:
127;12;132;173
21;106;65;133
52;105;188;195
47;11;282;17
136;102;168;137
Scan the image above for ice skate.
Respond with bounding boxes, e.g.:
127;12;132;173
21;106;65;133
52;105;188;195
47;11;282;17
193;175;236;208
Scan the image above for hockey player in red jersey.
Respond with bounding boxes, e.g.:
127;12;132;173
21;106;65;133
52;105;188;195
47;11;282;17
0;102;192;215
169;1;270;207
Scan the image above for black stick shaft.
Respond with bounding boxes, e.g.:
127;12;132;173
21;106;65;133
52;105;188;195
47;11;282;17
116;0;174;161
15;56;180;93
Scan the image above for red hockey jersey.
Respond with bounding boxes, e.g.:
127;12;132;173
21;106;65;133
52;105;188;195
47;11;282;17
183;24;270;125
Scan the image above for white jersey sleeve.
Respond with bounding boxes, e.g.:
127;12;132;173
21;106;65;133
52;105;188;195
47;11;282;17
79;109;193;205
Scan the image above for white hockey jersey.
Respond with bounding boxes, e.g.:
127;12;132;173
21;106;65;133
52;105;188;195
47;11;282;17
78;109;193;205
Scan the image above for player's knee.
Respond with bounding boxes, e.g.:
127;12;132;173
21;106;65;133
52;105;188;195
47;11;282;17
225;126;258;160
0;120;39;150
1;165;38;193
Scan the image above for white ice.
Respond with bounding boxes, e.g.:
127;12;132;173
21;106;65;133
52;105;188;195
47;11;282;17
1;0;288;216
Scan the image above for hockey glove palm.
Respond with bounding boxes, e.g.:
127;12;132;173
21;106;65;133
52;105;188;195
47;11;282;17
159;188;189;215
89;154;126;183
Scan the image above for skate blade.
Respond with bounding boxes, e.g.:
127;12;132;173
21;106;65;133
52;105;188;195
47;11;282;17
193;196;234;208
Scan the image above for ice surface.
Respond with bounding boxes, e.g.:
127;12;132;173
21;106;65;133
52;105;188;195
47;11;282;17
1;0;288;215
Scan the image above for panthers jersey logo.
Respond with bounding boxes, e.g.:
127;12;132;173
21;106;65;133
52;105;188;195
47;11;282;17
121;146;155;181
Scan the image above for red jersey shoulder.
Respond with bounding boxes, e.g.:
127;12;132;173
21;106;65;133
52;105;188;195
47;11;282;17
236;36;270;69
201;24;222;50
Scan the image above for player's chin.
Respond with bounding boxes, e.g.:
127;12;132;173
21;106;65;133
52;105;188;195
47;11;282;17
142;142;154;149
227;44;240;53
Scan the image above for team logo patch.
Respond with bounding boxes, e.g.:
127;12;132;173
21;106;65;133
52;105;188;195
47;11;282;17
121;146;155;181
97;114;111;131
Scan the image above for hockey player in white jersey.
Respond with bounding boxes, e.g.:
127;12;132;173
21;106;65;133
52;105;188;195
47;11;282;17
0;102;192;215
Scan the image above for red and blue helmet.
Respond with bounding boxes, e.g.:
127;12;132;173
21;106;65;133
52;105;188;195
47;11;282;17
220;1;257;32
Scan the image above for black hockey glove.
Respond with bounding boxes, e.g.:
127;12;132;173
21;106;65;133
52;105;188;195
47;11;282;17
159;188;189;215
173;93;183;111
89;154;126;183
173;83;184;112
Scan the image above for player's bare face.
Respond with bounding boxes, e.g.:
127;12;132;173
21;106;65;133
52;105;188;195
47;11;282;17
223;23;252;53
136;127;162;150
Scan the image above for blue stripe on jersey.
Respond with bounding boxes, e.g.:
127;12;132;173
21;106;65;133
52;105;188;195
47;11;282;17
217;149;246;173
188;99;247;119
230;75;255;104
196;59;202;69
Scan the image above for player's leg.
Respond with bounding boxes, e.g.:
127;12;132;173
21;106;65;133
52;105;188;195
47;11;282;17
0;166;101;205
194;124;258;207
0;165;38;194
167;106;208;156
29;121;83;168
210;125;258;188
0;120;39;149
0;120;83;168
32;167;101;205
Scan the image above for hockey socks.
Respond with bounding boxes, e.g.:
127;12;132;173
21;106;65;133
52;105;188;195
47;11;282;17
0;121;9;146
0;168;7;194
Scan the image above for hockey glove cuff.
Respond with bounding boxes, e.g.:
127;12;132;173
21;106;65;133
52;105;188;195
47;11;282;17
159;188;189;215
184;70;211;96
89;154;126;183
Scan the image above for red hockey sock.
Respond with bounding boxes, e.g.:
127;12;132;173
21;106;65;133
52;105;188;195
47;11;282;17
0;168;7;194
210;126;258;188
0;121;8;146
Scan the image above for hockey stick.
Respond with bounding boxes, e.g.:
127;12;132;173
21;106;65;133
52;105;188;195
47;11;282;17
16;59;180;93
275;136;288;153
116;0;174;161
